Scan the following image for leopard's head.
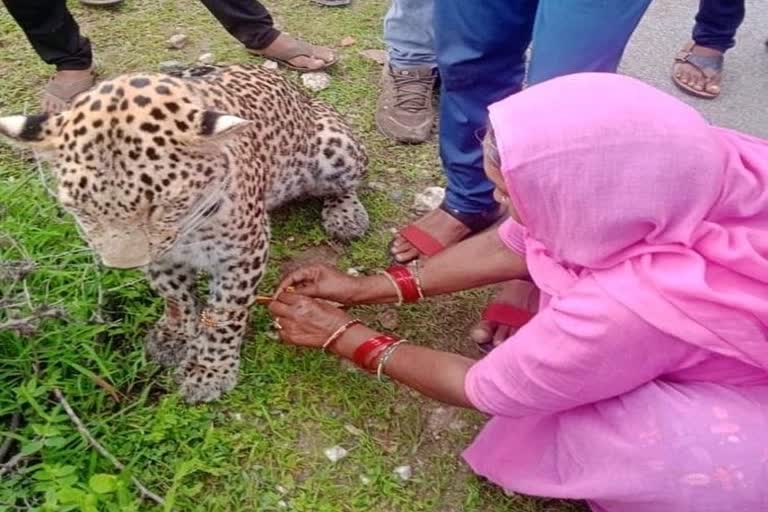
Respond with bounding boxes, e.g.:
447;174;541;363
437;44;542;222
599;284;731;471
0;73;251;268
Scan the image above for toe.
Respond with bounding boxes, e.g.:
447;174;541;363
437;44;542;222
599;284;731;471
469;320;494;346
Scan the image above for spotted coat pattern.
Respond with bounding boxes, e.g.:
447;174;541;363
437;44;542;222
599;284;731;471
3;65;369;403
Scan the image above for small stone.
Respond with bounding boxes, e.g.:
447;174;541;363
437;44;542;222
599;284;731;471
262;60;279;70
340;36;357;47
167;34;188;50
393;465;413;481
301;72;332;92
360;475;372;485
368;181;386;192
344;424;365;436
276;485;288;495
197;52;215;65
346;267;361;277
359;49;387;65
232;412;243;421
389;190;404;202
412;186;445;213
377;308;399;330
287;236;295;242
277;500;288;508
159;60;185;74
323;445;348;462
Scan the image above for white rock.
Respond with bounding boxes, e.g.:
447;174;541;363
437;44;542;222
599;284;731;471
359;475;372;485
277;500;288;508
301;72;332;92
393;465;413;481
159;60;185;74
323;445;348;462
197;53;215;65
346;268;361;277
262;60;279;70
276;485;288;495
231;412;243;421
412;186;445;213
167;34;188;50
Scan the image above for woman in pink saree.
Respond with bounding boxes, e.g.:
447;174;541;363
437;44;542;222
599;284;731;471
268;73;768;511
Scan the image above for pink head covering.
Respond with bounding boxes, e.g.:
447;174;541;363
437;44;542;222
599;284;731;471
489;72;768;371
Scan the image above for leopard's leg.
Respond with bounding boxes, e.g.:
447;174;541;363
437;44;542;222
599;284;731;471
176;230;268;403
144;260;199;368
313;116;370;241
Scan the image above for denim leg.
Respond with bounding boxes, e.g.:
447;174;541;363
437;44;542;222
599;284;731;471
527;0;652;85
384;0;436;69
692;0;745;53
436;0;538;214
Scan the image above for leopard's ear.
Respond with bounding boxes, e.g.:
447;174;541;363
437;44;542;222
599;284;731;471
198;111;251;140
0;113;59;150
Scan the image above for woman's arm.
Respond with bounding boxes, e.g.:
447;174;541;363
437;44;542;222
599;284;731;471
332;324;476;408
279;226;529;305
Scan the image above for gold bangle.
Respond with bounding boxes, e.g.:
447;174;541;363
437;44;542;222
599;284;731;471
378;270;403;306
322;319;362;351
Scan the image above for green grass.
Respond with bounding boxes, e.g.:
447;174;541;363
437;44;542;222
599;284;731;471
0;1;582;510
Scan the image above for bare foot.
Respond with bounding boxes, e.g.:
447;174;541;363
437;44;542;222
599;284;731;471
673;44;723;97
251;33;336;71
469;280;539;350
391;208;472;263
42;68;95;114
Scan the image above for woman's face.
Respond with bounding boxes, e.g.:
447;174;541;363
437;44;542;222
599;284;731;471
483;137;521;223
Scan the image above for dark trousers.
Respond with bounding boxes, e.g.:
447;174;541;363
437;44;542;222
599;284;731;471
692;0;745;53
434;0;651;214
1;0;279;71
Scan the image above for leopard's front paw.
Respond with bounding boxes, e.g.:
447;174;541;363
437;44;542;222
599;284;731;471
145;322;189;368
176;363;239;404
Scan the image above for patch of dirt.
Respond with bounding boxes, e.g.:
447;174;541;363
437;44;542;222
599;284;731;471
279;244;341;278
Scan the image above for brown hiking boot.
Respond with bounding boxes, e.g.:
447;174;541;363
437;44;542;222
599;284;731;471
375;64;436;144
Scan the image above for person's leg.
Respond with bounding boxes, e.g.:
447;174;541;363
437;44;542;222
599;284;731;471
390;0;538;262
673;0;746;98
3;0;92;70
2;0;95;113
376;0;437;143
471;0;651;348
198;0;336;71
527;0;651;84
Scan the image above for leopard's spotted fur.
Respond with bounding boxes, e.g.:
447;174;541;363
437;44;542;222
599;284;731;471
0;64;369;402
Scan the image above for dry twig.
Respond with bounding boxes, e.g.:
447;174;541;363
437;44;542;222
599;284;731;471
53;389;167;507
0;306;66;336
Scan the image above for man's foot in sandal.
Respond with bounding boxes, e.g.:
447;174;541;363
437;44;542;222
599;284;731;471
248;33;337;72
391;203;502;264
42;68;96;114
470;280;539;354
672;42;724;99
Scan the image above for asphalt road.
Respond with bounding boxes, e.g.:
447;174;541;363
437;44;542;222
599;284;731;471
621;0;767;137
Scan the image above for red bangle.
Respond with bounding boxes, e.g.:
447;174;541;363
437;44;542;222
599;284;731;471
352;335;398;371
386;265;421;303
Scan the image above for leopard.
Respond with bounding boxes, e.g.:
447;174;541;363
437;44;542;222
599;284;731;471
0;64;369;403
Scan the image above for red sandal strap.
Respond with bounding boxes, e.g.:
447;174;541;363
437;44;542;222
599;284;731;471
482;303;534;328
399;224;445;257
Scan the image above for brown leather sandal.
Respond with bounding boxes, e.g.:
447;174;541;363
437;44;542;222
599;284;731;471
672;41;724;100
42;70;96;114
248;38;337;72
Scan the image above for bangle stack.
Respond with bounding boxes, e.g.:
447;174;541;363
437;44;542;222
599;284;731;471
379;264;424;305
349;333;408;379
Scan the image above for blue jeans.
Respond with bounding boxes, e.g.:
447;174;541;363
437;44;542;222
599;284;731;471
384;0;435;69
435;0;652;214
692;0;745;53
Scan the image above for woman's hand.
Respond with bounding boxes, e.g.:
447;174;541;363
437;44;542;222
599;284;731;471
277;264;364;304
268;292;355;348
